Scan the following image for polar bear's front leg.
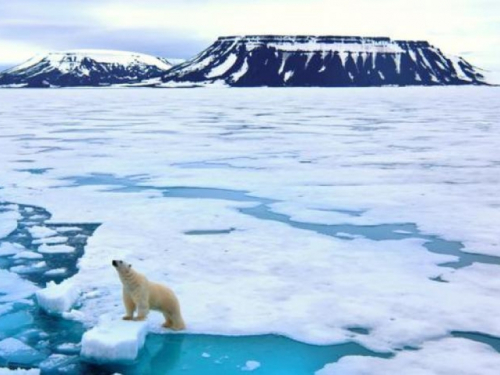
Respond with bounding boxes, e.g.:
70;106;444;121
134;293;150;321
122;289;135;320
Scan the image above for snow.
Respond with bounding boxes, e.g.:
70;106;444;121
449;56;473;81
80;319;148;363
35;281;80;314
316;338;500;375
242;360;261;371
6;50;173;75
0;87;499;368
206;53;238;78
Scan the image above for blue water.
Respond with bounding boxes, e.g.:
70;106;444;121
87;334;389;375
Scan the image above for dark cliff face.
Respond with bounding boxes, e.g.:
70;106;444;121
0;51;175;88
161;36;487;87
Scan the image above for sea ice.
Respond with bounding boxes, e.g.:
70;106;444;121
80;319;148;363
0;87;499;369
35;281;80;314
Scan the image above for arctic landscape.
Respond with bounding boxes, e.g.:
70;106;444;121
0;84;500;374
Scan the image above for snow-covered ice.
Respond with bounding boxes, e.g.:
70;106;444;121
80;319;148;363
35;281;80;314
0;87;499;370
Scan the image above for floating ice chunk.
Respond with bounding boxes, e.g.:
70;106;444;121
44;268;67;276
0;270;38;303
81;319;148;363
39;354;79;373
55;342;80;355
28;226;57;239
13;251;44;260
36;281;80;314
0;242;25;256
10;261;47;274
32;236;67;245
55;227;82;233
316;338;500;375
0;368;40;374
0;338;45;366
38;244;74;254
201;352;211;358
242;360;261;371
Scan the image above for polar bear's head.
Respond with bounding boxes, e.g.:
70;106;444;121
112;259;132;273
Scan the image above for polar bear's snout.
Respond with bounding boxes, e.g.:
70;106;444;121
112;259;131;271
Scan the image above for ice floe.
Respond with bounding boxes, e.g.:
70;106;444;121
37;244;74;254
35;281;80;314
81;319;148;363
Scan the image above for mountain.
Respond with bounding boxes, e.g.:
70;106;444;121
0;50;177;87
159;35;487;87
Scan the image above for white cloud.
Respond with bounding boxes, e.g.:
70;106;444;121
1;0;499;73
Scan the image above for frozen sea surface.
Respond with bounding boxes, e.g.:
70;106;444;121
0;87;500;374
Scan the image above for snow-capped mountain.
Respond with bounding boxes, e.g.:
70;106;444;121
160;35;487;87
0;50;177;87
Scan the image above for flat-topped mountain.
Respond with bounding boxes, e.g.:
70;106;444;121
160;35;487;87
0;50;176;87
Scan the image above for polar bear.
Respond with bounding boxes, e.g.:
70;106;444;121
112;260;185;330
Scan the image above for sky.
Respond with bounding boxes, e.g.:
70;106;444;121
0;0;499;77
